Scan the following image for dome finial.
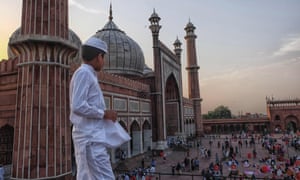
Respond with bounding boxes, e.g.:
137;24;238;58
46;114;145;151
109;2;113;21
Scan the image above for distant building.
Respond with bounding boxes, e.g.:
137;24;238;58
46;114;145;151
203;99;300;134
266;98;300;133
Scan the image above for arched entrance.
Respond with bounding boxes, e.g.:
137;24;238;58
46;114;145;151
0;124;14;165
285;115;298;133
287;121;297;133
142;121;152;152
165;74;180;137
117;121;129;160
130;120;141;156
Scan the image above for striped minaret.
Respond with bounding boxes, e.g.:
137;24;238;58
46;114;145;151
184;20;203;136
9;0;78;179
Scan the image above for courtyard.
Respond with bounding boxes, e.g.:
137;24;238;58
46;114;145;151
116;133;300;179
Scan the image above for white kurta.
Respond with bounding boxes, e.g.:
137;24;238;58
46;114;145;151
70;64;114;180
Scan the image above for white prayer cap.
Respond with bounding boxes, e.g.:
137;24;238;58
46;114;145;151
83;36;108;53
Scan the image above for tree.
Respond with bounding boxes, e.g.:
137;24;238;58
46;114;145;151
203;105;232;119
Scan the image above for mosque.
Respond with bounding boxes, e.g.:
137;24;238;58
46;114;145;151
0;0;299;179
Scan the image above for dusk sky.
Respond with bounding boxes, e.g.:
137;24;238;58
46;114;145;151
0;0;299;115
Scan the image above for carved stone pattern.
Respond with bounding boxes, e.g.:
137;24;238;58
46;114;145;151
104;96;111;110
184;107;194;115
129;100;139;112
141;102;151;112
162;55;180;86
113;98;127;111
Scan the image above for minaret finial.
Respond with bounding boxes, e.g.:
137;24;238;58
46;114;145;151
109;2;113;21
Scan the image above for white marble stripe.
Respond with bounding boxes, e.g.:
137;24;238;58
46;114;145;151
34;0;37;34
48;0;50;36
16;46;25;177
22;45;30;178
54;63;57;175
40;0;43;34
27;47;36;177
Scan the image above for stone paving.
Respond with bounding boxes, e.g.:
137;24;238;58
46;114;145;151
141;134;299;180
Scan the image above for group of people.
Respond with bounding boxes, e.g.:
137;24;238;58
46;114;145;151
194;132;300;179
199;147;212;158
173;156;201;174
116;166;155;180
116;157;157;180
115;132;298;179
222;133;300;179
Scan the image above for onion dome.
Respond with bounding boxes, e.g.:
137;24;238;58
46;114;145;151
94;4;145;77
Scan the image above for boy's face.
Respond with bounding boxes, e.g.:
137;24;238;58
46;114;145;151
93;53;105;71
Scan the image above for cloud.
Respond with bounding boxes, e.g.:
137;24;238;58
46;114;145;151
273;35;300;56
69;0;105;14
200;57;300;114
202;56;299;84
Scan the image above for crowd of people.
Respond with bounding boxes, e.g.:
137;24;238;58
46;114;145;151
115;132;300;179
200;133;300;179
116;158;157;180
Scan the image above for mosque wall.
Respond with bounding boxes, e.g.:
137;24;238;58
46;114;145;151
183;98;195;137
0;59;18;128
0;57;153;166
267;99;300;132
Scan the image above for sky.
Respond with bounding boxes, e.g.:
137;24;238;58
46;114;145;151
0;0;299;115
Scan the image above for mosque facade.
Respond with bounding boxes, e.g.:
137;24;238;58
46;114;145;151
0;0;299;179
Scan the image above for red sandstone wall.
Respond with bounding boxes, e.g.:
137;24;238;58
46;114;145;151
268;105;300;131
0;58;18;128
0;62;151;129
98;71;150;97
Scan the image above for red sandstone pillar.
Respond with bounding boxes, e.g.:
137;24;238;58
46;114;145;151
184;20;203;136
149;10;166;149
9;0;78;179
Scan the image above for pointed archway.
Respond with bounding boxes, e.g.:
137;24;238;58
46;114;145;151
130;121;141;156
142;121;152;152
285;115;298;133
118;121;129;159
0;124;14;165
165;74;180;137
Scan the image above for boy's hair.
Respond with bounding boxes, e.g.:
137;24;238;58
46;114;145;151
81;45;105;61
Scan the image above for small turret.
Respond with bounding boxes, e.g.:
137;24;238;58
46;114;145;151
149;9;161;36
173;37;182;61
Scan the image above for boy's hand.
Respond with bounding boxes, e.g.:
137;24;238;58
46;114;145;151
104;110;117;122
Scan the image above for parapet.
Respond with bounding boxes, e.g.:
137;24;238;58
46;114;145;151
98;71;150;93
0;58;18;75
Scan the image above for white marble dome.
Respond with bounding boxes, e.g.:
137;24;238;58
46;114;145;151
94;13;145;77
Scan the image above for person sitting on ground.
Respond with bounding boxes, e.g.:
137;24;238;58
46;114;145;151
243;159;250;168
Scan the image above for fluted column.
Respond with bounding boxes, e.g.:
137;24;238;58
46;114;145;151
10;0;78;179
